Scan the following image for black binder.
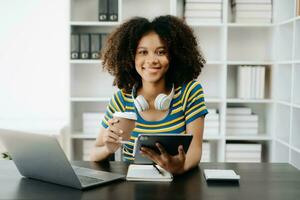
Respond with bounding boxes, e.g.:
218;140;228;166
108;0;118;21
98;0;108;21
71;34;79;59
80;34;90;59
90;34;101;59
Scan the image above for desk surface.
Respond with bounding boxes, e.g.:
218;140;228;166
0;161;300;200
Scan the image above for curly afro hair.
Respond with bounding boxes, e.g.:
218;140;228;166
101;15;206;93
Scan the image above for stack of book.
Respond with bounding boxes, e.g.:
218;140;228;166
226;107;258;135
231;0;272;24
201;142;211;162
204;109;220;136
226;143;262;162
237;65;266;99
82;140;95;161
83;113;105;135
184;0;223;24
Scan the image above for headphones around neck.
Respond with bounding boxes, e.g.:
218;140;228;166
132;84;175;112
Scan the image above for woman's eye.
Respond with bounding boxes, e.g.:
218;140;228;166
138;51;147;55
157;50;166;56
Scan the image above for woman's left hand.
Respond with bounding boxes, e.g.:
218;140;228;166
140;143;186;175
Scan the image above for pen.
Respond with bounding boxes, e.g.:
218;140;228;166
153;164;163;176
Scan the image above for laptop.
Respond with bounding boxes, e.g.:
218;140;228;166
0;128;125;190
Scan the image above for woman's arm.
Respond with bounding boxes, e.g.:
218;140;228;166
89;119;123;161
183;116;205;171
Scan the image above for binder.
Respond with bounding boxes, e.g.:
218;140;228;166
80;34;90;59
98;0;108;21
108;0;118;21
70;34;79;59
90;34;101;59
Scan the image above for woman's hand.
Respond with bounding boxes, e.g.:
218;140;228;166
103;118;123;154
140;143;186;175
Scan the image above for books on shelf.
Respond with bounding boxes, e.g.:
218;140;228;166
204;109;220;136
184;0;223;24
71;33;108;60
98;0;118;21
83;112;105;135
237;65;266;99
126;164;173;182
226;143;262;163
201;142;211;162
231;0;272;23
226;107;259;135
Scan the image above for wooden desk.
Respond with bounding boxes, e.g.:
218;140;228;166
0;161;300;200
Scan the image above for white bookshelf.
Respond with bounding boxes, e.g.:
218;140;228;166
67;0;300;169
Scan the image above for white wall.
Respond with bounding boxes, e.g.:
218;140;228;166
0;0;69;133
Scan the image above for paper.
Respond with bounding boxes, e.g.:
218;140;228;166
204;169;240;181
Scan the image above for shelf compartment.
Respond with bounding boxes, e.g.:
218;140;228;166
273;140;290;162
275;104;291;144
71;0;121;22
227;27;273;61
227;65;272;99
274;23;293;61
71;64;117;98
193;27;225;61
198;64;225;99
71;102;107;133
226;103;274;138
291;107;300;150
293;64;300;104
273;64;292;102
122;0;170;21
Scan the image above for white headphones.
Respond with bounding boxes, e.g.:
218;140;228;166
132;84;175;112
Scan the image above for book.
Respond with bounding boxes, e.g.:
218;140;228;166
227;121;258;128
234;18;272;23
234;11;272;18
100;33;109;51
226;128;258;135
233;0;271;3
126;164;173;182
90;34;101;59
108;0;118;21
80;34;90;59
186;0;222;2
227;107;252;115
71;34;79;59
185;3;222;10
185;17;222;24
226;115;258;123
233;3;272;11
98;0;108;21
185;10;222;18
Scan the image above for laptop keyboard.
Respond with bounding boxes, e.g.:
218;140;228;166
77;175;104;186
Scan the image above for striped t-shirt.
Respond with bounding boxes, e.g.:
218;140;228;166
101;80;208;162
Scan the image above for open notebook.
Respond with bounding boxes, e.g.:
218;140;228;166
126;164;173;182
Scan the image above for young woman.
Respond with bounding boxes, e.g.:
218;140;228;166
90;15;208;175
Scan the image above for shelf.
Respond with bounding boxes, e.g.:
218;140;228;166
70;21;120;26
274;64;292;102
205;98;223;103
226;135;272;141
206;61;224;65
275;104;291;144
203;135;222;140
277;100;292;107
227;99;273;103
227;61;273;65
276;138;290;148
275;61;295;64
70;59;102;64
188;23;224;27
277;18;295;26
227;23;273;27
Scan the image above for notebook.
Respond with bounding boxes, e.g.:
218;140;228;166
203;169;240;181
126;164;173;182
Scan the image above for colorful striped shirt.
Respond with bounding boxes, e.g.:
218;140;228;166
101;80;208;162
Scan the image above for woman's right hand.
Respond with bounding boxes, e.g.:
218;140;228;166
103;118;123;154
